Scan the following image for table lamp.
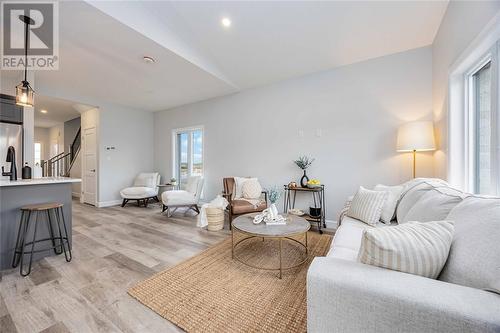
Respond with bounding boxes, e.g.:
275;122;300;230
396;121;436;178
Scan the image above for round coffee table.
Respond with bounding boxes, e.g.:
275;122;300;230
231;213;310;279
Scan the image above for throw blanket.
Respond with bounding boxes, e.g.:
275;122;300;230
197;195;229;228
234;197;265;208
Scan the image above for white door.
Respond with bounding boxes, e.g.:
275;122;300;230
82;127;97;205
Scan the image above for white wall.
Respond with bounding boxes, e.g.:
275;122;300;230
23;103;34;167
64;117;82;197
154;47;434;222
0;71;21;96
70;151;82;197
34;127;50;161
2;72;154;205
48;123;64;157
432;1;500;180
33;84;155;205
64;117;81;151
98;103;154;205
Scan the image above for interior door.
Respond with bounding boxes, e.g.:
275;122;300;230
82;127;97;205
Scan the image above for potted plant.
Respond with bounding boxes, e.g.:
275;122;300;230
170;177;177;186
294;156;315;187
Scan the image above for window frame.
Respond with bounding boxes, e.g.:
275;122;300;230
171;125;204;186
447;18;500;194
465;55;494;194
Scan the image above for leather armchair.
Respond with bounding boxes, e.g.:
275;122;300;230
222;177;267;229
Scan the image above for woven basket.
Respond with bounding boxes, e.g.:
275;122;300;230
206;207;224;231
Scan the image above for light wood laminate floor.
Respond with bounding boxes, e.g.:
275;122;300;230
0;200;229;333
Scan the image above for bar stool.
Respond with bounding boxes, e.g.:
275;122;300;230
12;202;72;276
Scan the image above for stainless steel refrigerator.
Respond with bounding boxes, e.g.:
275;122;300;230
0;122;23;180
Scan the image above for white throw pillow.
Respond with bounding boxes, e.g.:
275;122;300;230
401;188;463;224
358;221;454;279
133;173;157;188
241;179;262;199
373;184;403;224
346;186;387;226
233;177;257;199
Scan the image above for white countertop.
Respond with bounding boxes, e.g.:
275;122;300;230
0;177;82;187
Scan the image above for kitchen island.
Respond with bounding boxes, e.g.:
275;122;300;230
0;177;81;271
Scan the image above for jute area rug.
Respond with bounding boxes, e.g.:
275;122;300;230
128;231;332;333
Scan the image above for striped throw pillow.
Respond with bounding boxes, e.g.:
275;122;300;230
358;221;455;279
347;186;388;226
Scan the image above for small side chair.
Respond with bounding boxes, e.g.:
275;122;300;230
120;172;161;207
161;176;204;217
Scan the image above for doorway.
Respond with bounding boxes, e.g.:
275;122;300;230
80;107;99;206
82;126;97;205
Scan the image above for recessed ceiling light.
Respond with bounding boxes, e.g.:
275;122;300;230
40;109;47;114
221;17;231;27
143;56;155;64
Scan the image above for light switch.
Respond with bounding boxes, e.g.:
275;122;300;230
316;129;322;137
298;129;304;137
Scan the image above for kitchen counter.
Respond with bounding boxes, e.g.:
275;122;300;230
0;177;81;187
0;177;81;270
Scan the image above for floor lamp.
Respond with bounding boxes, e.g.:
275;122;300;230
397;121;436;178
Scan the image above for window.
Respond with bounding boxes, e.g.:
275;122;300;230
471;62;492;194
463;41;499;195
34;142;42;165
448;24;499;194
173;127;203;188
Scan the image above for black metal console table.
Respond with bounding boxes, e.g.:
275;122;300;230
283;185;326;234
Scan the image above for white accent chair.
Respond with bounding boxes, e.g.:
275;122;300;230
120;172;161;208
161;176;204;217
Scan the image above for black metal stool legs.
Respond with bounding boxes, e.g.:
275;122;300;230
46;210;61;255
19;211;39;277
55;207;72;262
11;211;28;268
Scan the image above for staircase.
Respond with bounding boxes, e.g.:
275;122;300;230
41;127;81;177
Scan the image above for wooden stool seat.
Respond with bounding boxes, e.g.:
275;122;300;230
21;202;64;211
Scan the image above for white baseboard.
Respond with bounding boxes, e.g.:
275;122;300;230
97;200;122;208
325;219;338;230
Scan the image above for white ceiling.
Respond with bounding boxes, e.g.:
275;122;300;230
34;94;88;128
5;1;449;112
164;1;448;89
33;1;236;112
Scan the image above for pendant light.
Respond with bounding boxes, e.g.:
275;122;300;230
15;15;35;107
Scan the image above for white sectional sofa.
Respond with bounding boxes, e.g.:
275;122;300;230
307;178;500;333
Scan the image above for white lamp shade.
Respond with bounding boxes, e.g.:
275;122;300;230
397;121;436;152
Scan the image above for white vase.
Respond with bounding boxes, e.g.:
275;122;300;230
269;203;279;218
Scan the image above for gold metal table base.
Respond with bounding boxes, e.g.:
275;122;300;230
231;229;308;279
